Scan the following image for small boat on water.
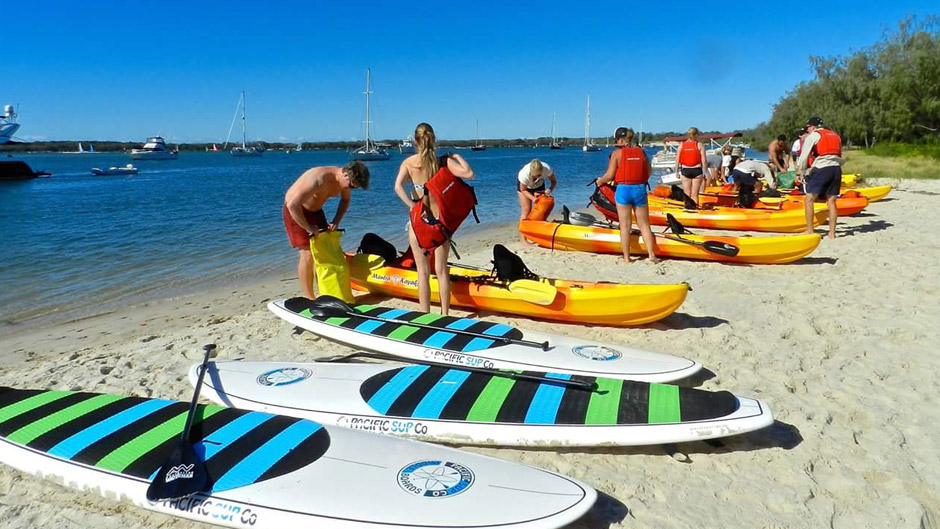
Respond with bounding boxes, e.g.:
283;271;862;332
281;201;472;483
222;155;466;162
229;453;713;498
471;119;486;151
130;136;178;160
549;111;563;149
0;159;50;180
0;105;20;144
91;164;138;176
349;69;391;161
651;131;744;173
228;91;263;157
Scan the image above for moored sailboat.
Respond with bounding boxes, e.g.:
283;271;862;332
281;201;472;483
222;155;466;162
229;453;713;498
349;69;390;161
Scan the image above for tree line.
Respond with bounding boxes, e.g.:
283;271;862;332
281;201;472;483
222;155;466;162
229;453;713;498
751;16;940;148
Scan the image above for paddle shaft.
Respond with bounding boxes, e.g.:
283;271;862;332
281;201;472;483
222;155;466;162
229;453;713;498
325;351;596;391
560;218;739;256
181;344;216;442
335;308;550;351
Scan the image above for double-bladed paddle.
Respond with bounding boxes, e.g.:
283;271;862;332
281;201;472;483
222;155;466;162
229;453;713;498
146;343;216;502
306;296;551;351
316;350;596;391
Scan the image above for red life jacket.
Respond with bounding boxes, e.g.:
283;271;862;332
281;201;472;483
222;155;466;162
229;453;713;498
678;140;702;166
808;128;842;166
615;146;650;185
410;157;479;249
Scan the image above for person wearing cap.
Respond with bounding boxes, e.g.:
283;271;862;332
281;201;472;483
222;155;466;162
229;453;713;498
517;159;556;243
796;117;843;239
594;127;658;263
768;134;790;174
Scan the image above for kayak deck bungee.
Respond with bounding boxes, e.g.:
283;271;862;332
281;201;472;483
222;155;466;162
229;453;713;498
269;297;701;382
518;220;822;264
195;361;775;447
0;386;596;529
345;253;689;326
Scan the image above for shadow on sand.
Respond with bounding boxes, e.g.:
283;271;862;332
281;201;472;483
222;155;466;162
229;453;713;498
839;219;894;236
651;313;729;331
572;491;630;529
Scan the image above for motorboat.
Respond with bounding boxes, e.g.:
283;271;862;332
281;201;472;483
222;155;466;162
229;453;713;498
1;159;50;180
227;91;263;157
0;105;20;144
651;131;744;173
582;94;601;152
398;135;413;154
91;164;138;176
349;69;390;161
130;136;178;160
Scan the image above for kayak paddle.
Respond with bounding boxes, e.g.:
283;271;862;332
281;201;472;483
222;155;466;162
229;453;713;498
664;213;739;257
305;296;550;350
146;343;216;502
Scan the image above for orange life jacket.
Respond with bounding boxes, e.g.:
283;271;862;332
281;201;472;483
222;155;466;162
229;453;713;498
808;128;842;166
615;146;650;185
409;157;479;249
678;140;702;166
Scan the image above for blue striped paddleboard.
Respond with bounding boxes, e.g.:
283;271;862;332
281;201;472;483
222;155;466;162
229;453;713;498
0;386;595;529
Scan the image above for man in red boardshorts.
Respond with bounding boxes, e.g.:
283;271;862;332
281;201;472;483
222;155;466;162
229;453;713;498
283;162;370;298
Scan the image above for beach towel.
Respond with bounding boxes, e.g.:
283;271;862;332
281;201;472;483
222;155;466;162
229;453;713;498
310;231;355;302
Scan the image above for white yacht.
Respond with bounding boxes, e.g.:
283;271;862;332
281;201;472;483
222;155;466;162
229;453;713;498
549;112;563;150
398;135;413;154
349;69;390;161
130;137;178;160
582;94;600;152
227;91;263;157
0;105;21;144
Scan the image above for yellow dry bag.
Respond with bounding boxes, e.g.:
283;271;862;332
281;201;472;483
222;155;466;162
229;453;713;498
309;231;355;302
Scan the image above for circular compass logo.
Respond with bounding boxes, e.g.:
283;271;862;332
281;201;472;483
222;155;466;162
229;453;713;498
256;367;313;387
572;345;622;361
397;460;474;498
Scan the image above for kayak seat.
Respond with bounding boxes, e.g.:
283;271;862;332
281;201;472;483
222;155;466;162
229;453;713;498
492;244;539;282
358;233;399;264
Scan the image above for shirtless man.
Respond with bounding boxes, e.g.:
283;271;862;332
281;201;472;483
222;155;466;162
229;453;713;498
283;162;370;298
768;134;790;173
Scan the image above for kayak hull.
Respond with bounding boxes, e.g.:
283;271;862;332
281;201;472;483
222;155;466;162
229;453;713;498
518;220;822;264
347;254;689;326
691;187;869;216
644;197;829;232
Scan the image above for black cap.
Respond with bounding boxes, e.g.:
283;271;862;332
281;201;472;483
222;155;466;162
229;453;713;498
796;127;807;136
614;127;630;139
806;116;824;127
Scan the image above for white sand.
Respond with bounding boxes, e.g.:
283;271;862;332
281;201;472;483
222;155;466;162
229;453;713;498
1;178;938;528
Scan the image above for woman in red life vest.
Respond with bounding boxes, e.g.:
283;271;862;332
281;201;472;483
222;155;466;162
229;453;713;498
594;127;658;263
393;123;475;314
673;126;708;205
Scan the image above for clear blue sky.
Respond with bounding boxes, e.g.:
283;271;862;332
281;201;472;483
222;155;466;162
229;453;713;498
6;1;938;143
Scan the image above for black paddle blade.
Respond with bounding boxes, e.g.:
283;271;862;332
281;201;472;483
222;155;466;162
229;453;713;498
562;205;571;224
306;295;355;317
146;442;208;502
702;240;740;257
666;213;691;235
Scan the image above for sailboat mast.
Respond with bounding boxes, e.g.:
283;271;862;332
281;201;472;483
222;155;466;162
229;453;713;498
552;112;557;145
476;119;479;145
364;68;372;150
241;91;247;149
584;95;591;146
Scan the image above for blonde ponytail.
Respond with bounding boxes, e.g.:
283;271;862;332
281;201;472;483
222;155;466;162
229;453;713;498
415;123;438;178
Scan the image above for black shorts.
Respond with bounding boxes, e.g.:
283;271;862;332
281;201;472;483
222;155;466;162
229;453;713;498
519;183;546;194
805;166;842;199
680;167;704;178
731;169;757;187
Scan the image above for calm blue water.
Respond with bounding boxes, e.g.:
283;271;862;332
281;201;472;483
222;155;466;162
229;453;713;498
1;146;755;329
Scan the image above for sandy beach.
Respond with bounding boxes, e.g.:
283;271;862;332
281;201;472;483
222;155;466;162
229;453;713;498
1;177;938;529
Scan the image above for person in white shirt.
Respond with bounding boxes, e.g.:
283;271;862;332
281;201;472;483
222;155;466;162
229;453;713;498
517;159;556;243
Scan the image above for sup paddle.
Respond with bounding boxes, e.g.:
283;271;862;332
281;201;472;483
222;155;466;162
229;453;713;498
306;296;551;351
316;350;596;391
146;343;216;502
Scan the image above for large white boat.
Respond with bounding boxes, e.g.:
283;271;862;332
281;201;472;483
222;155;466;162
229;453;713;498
582;94;600;152
227;91;263;157
349;69;390;161
130;136;178;160
651;131;744;172
0;105;20;144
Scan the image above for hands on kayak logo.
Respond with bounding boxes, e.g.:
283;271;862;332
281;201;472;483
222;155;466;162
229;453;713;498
572;345;622;361
256;367;313;386
398;460;474;498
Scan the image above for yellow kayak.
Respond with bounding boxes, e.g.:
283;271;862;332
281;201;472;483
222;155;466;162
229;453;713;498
843;185;892;202
346;253;689;327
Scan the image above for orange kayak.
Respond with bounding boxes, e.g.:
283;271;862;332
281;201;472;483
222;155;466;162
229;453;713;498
346;253;689;326
519;220;822;264
679;186;869;216
704;184;892;203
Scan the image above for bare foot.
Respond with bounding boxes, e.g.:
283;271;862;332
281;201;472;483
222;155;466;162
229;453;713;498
827;234;836;240
648;256;661;263
622;256;634;264
802;229;815;235
519;237;534;246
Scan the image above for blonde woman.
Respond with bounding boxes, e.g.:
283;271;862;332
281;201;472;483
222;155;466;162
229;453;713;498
517;159;556;243
394;123;475;315
673;126;708;205
594;127;658;263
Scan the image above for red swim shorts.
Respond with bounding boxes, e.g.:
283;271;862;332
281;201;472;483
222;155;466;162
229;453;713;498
283;205;328;249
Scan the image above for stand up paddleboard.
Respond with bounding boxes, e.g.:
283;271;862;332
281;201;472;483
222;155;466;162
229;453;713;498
0;387;595;529
194;361;774;447
269;297;701;383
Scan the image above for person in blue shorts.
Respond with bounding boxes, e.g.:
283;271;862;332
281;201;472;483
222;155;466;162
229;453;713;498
595;127;658;263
